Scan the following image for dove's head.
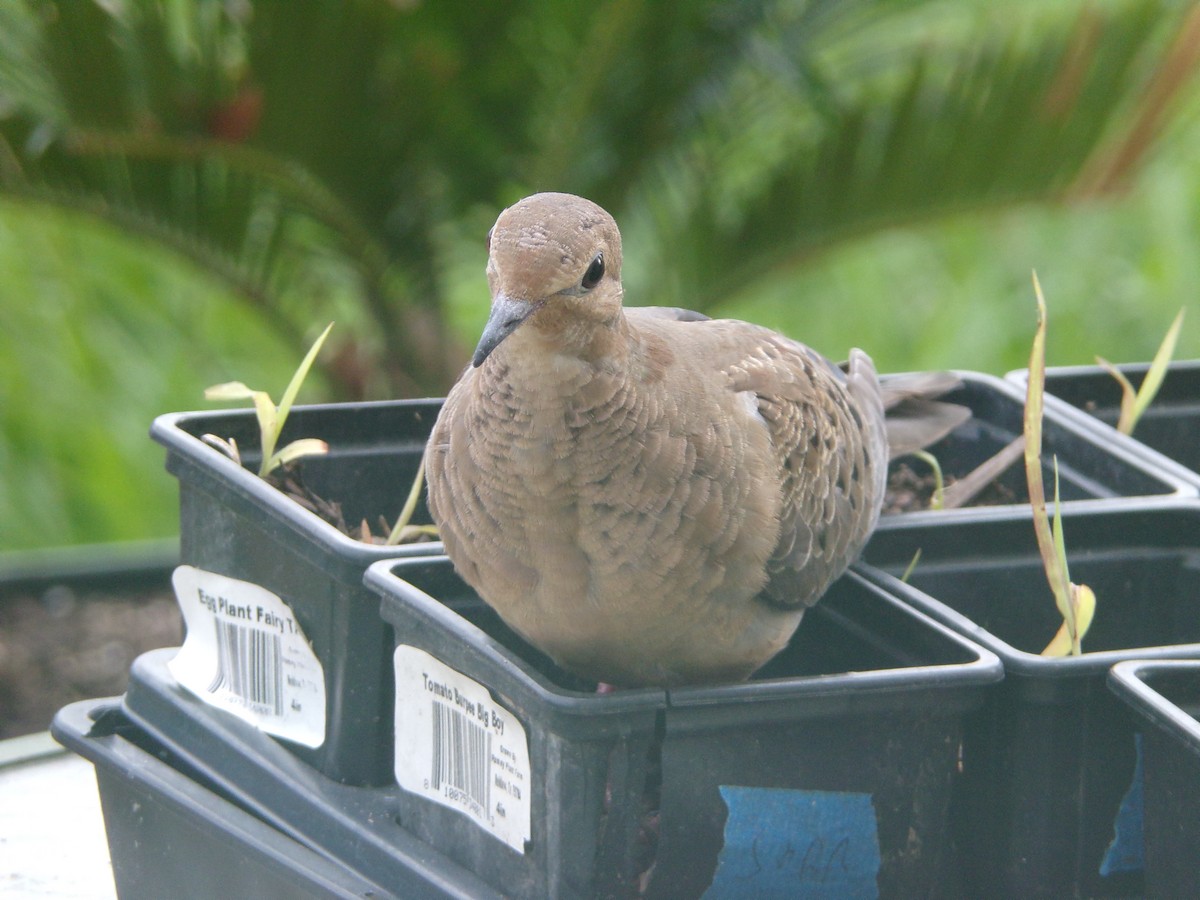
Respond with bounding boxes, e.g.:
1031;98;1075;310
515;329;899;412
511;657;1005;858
472;192;624;367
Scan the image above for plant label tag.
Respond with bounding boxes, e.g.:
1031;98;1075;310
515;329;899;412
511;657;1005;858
393;645;532;854
168;565;326;748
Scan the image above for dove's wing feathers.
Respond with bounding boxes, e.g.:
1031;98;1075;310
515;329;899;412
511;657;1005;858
878;372;971;459
708;323;888;610
883;399;971;459
877;370;962;408
626;309;887;610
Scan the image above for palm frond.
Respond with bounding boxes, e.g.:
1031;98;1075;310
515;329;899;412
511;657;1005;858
626;1;1199;311
0;0;1196;394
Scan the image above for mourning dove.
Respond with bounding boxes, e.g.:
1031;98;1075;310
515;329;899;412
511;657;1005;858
426;192;965;687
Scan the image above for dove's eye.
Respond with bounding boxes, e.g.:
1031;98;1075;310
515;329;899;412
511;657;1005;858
582;253;605;290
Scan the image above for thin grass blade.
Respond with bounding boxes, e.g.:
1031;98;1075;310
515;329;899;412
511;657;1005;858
1095;356;1138;434
1042;620;1073;657
270;438;329;471
204;381;257;400
250;390;279;474
1071;583;1097;653
276;322;334;439
900;548;922;584
910;450;945;510
1026;273;1069;602
1131;307;1185;426
1050;457;1076;640
387;454;429;545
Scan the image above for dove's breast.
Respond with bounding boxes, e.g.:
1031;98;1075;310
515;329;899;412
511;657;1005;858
426;340;795;686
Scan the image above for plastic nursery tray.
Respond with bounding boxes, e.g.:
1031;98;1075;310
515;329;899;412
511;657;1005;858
50;697;390;900
151;399;443;786
369;556;1002;900
880;371;1195;524
861;501;1200;899
1007;360;1200;486
1109;659;1200;899
119;651;502;899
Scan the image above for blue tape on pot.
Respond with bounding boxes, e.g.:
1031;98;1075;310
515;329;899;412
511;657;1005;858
704;786;881;899
1100;733;1145;877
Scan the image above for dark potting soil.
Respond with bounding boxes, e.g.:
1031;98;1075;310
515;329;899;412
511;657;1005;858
0;583;181;739
268;465;437;546
882;461;1019;515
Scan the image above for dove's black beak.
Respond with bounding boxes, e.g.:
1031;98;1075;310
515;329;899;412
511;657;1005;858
472;294;538;367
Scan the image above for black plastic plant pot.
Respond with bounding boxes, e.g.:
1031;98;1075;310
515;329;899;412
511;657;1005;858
1108;659;1200;899
151;399;443;786
118;650;504;899
1007;360;1200;487
50;697;391;900
368;556;1002;899
861;502;1200;898
881;372;1195;521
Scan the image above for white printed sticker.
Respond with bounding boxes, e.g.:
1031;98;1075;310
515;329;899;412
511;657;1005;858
394;645;532;854
168;565;326;748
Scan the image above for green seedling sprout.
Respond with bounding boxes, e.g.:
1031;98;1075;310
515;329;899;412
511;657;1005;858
1096;307;1185;436
1040;460;1096;656
1026;273;1095;657
908;450;946;510
203;322;334;477
899;548;922;584
385;455;439;545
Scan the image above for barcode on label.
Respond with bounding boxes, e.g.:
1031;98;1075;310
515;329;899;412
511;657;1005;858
431;700;491;814
208;620;284;717
394;646;530;851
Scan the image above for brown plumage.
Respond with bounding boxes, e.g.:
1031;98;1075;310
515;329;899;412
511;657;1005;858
426;192;963;687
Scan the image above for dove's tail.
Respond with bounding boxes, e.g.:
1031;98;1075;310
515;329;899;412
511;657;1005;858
879;372;971;459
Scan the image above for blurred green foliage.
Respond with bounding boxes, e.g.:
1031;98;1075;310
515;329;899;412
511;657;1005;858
726;107;1200;375
1;0;1199;549
0;198;308;548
